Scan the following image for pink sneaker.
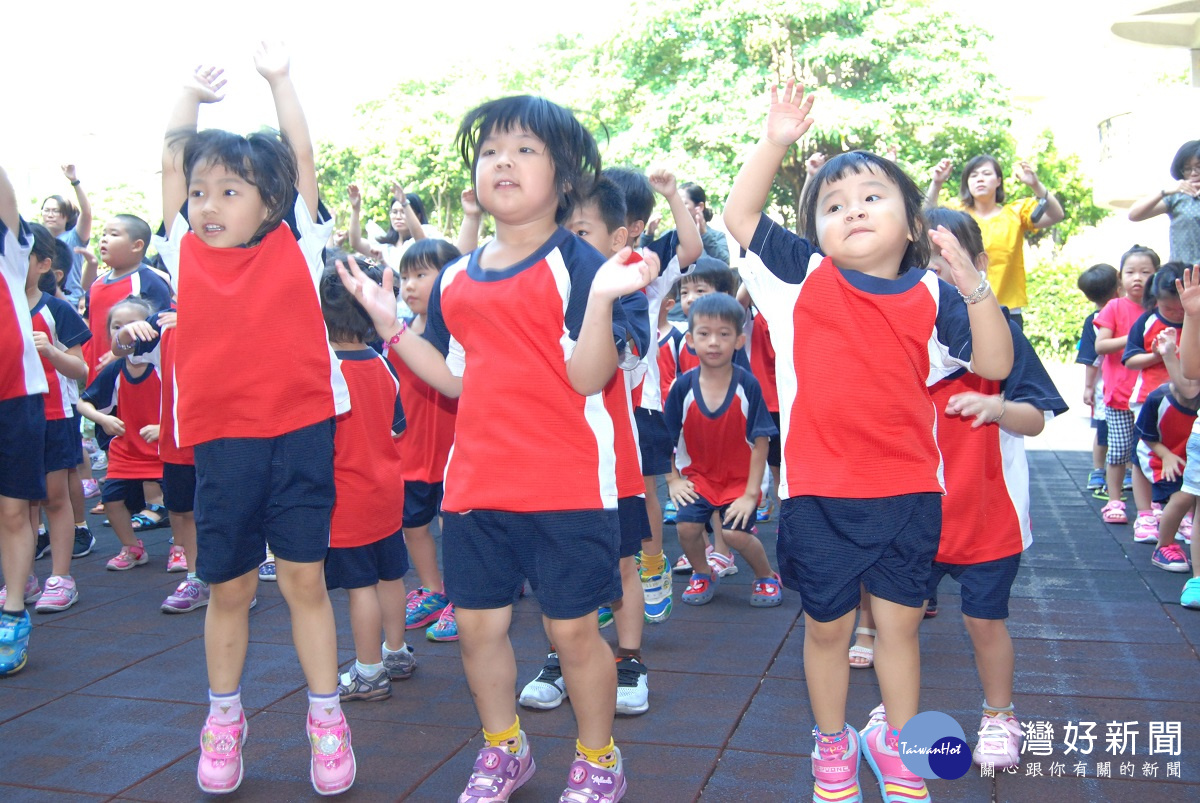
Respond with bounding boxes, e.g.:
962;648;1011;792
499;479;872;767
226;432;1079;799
197;713;247;794
459;733;535;802
308;713;356;795
81;478;101;498
0;574;41;605
811;725;863;803
860;722;930;802
559;748;626;803
973;712;1022;769
34;576;78;613
166;545;188;573
1133;512;1159;544
107;541;148;571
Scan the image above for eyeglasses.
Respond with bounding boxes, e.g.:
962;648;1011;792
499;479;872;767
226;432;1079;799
1184;163;1200;177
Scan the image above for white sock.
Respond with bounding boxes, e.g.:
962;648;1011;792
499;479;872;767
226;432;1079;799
355;660;384;678
382;640;408;655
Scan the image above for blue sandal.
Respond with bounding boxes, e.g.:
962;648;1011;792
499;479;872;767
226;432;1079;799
131;504;169;531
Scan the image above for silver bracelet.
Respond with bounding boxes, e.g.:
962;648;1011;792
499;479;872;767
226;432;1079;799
960;276;991;305
994;392;1007;424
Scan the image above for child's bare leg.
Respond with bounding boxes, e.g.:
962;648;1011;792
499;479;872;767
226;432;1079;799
347;586;383;665
1132;464;1153;512
456;606;517;731
1106;462;1126;503
376;578;408;649
274;558;339;694
67;466;85;523
720;528;772;578
143;481;164;510
547;613;616;749
1157;491;1193;549
962;615;1014;709
106;500;139;548
642;475;663;556
403;524;443;592
610;555;643;651
676;522;708;575
803;610;856;732
170;511;198;570
28;503;40;535
870;596;925;731
711;512;729;557
44;470;74;577
0;496;34;613
1092;435;1105;472
203;569;258;693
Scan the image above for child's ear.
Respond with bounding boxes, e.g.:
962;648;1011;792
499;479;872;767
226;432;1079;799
133;239;146;254
662;296;675;311
611;225;629;253
684;331;694;349
736;332;747;350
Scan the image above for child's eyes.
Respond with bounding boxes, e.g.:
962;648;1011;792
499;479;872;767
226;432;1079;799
223;189;238;196
827;204;842;213
481;148;497;156
519;147;536;154
865;194;880;202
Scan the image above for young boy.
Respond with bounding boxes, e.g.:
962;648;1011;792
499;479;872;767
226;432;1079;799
1077;263;1119;494
602;166;701;624
664;292;780;607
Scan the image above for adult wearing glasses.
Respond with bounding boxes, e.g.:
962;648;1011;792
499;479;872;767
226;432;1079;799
40;164;93;303
1129;140;1200;266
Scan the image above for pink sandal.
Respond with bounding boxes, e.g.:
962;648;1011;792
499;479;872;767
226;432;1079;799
1101;500;1127;524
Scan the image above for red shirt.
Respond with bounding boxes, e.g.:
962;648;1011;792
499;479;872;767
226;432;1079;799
389;342;457;484
656;327;683;406
31;293;90;420
81;360;163;480
1124;310;1182;406
1135;384;1196;482
748;310;779;413
0;219;48;401
83;266;171;382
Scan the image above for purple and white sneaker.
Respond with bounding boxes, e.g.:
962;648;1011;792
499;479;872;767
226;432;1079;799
458;733;535;802
559;748;626;803
162;579;210;613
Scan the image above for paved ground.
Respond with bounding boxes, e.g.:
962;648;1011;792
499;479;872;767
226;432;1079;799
1;448;1198;802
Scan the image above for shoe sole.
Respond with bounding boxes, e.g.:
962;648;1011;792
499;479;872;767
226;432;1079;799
0;653;29;677
616;700;650;715
107;560;148;571
426;632;459;642
1133;535;1158;544
681;593;714;605
644;603;673;623
197;720;247;795
35;596;78;613
72;544;95;558
405;611;443;630
750;597;782;608
519;692;566;710
339;687;391;702
1152;560;1191;573
312;746;356;796
162;600;209;614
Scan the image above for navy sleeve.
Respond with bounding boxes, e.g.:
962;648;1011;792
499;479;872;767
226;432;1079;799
664;373;689;446
80;360;122;413
1000;321;1068;417
645;231;679;268
933;281;974;367
423;269;452;357
380;356;407;434
1122;311;1153;363
138;268;174;314
1076;311;1098;366
46;296;91;349
747;216;821;284
734;344;751;370
738;368;778;441
561;231;615;342
1135;387;1167;443
616;290;651;360
130;311;165;357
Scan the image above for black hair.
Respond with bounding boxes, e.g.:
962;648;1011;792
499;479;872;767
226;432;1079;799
602;167;654;228
924;207;985;263
1170;140;1200;181
958;155;1005;208
681;182;713;222
680;255;736;295
687;292;745;331
41;195;79;231
567;176;627;234
49;238;73;292
174;127;298;247
320;259;383;343
801;151;930;273
398;238;462;275
114;214;152;257
28;222;58;265
1144;261;1186;312
107;295;153;331
377;193;430;246
1120;244;1161;272
1077;263;1119;305
456;95;600;225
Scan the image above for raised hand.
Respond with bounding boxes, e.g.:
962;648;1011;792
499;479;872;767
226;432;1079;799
158;311;178;330
647;168;677;198
61;164;78;183
693;207;707;235
347;183;362;211
805;152;826;178
253;41;291;85
1176;266;1200;318
118;320;159;345
391;178;407;204
336;258;398;335
74;246;97;269
929;225;984;298
765;80;815;148
186;65;226;104
460;188;481;217
1016;161;1039;188
930;159;952;185
590;248;659;301
1174;180;1200;199
1156;328;1179;358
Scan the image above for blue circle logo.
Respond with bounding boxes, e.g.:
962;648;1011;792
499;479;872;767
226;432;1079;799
897;712;970;780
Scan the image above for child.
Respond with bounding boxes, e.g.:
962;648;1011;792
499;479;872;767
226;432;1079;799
665;292;780;607
392;239;462;643
158;52;354;795
724;82;1013;803
1095;245;1161;523
0;172;50;675
25;224;91;611
1076;264;1119;493
76;298;162;572
737;281;782;521
1123;262;1186;542
602;166;701;624
338;94;657;803
318;261;417;700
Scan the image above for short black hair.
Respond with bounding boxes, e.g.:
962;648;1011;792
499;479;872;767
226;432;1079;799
688;292;745;331
802;151;930;273
959;155;1005;208
681;256;736;295
377;193;431;246
1170;140;1200;181
1145;261;1187;311
602;167;654;228
1120;244;1161;272
568;176;627;234
27;222;57;264
174;127;299;247
107;295;153;330
50;238;73;292
457;95;600;225
681;183;713;222
924;207;985;262
41;195;79;231
320;259;382;343
114;214;152;257
398;238;462;274
1077;263;1119;305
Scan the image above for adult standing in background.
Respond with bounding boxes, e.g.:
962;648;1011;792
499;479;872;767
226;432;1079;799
1128;140;1200;266
40;164;93;303
642;182;730;265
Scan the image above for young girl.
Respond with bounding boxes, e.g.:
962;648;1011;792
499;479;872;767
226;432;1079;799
390;239;461;642
158;50;354;795
1095;246;1161;524
319;261;416;701
77;297;162;573
1122;262;1186;543
338;94;656;803
724;82;1013;803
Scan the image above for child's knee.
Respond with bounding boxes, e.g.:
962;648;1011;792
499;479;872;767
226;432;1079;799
546;615;602;651
963;614;1008;640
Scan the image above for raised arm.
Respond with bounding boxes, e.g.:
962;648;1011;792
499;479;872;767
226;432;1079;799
724;81;815;250
925;159;952;209
393;180;426;242
62;164;92;241
1016;162;1064;229
456;189;483;255
648;169;702;266
162;66;226;226
345;184;381;260
1157;328;1200;399
254;42;317;216
1129;180;1199;222
929;225;1013;380
0;164;17;235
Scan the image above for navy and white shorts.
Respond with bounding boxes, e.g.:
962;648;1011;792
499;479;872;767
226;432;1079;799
926;553;1022;620
676;491;756;535
0;394;46;500
44;416;83;474
403;480;443;529
442;508;621;620
101;477;163;508
777;493;941;622
634;408;673;477
324;528;410;590
163;461;197;514
193;419;335;585
1105;406;1135;465
617;495;651;558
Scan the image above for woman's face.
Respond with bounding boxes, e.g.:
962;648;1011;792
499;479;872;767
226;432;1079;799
40;200;67;235
390;200;410;240
967;161;1001;202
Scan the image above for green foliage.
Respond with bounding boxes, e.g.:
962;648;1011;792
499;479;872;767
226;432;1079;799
1023;256;1093;362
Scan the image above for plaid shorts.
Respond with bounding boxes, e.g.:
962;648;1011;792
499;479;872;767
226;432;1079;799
1105;406;1135;465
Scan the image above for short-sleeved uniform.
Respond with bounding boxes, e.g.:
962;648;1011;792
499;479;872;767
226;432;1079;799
664;364;777;532
1095;296;1144;464
31;292;90;472
83;266;171;382
0;217;49;499
604;290;652;557
81;359;163;507
422;227;627;619
633;234;685;477
746;301;781;468
157;198;344;584
928;319;1067;619
1123;309;1182;406
1135;384;1197;504
1076;310;1106;436
325;349;409;590
742;217;975;621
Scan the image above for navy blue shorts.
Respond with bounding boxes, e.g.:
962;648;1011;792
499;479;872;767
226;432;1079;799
325;528;410;590
403;480;443;529
634;408;673;477
676;491;755;535
767;411;781;468
0;394;46;500
163;461;197;513
44;416;82;473
442;508;621;619
1095;419;1108;447
193;419;336;585
617;495;651;558
1152;477;1185;505
777;494;941;622
926;552;1022;620
102;477;163;508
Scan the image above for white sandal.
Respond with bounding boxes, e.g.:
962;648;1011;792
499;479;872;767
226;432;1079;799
848;626;876;669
